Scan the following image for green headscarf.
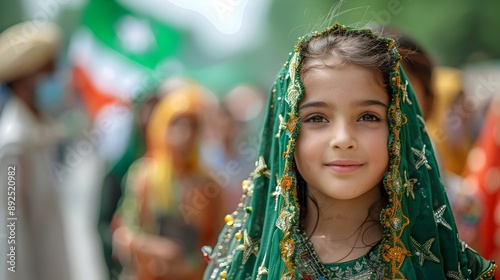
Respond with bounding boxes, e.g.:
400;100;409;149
203;23;495;280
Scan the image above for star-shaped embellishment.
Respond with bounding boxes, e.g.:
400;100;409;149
402;80;413;105
411;144;432;170
434;205;452;231
416;115;427;133
275;114;287;138
236;230;261;264
271;174;283;211
256;253;268;280
446;263;466;280
253;156;271;179
403;170;417;199
410;236;440;266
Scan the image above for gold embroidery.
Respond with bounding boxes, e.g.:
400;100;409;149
280;234;296;278
281;175;293;191
276;210;294;232
286;113;299;133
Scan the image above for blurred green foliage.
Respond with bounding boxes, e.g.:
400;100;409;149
187;0;500;94
2;0;499;95
0;1;24;31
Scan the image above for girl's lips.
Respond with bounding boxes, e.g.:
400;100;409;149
326;164;363;173
325;160;364;173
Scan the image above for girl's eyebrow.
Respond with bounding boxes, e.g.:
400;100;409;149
298;101;329;111
298;99;388;111
352;99;388;109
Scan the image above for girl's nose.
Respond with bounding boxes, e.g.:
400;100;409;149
329;122;357;150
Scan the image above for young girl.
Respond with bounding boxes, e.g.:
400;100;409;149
202;23;496;279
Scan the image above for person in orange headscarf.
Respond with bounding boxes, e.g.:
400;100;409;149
112;83;226;280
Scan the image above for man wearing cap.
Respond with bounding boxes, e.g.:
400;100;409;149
0;21;70;280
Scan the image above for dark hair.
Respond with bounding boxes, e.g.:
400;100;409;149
299;27;393;93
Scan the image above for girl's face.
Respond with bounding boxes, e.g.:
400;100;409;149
295;64;389;202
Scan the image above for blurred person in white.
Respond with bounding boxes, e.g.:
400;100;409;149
0;21;70;280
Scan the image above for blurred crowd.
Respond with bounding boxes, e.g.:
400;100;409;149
0;18;266;280
1;2;500;280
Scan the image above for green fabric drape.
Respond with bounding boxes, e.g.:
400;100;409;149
203;23;495;280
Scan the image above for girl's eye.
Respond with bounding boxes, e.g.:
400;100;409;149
358;114;380;122
304;114;327;123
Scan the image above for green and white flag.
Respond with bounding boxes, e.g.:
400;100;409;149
70;0;186;107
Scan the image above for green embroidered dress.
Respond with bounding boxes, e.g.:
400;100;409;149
203;23;496;280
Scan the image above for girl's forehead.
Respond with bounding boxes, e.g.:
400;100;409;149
300;53;345;71
298;65;389;107
301;63;386;88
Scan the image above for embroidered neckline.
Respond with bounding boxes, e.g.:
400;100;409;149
324;245;383;280
292;228;385;280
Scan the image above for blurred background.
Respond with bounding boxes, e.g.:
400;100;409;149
1;0;500;279
3;0;500;94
